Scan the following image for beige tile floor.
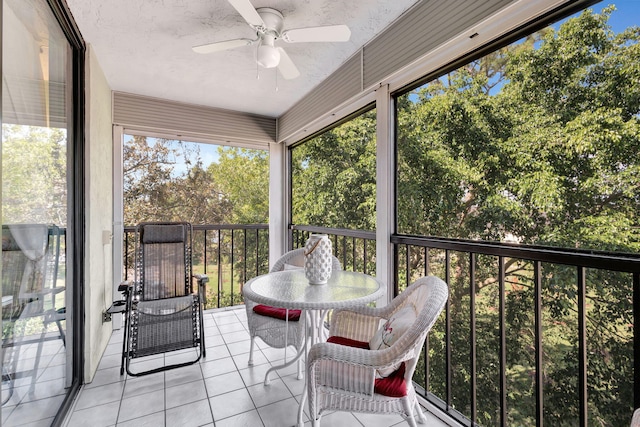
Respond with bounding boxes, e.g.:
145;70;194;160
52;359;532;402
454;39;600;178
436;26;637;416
63;307;450;427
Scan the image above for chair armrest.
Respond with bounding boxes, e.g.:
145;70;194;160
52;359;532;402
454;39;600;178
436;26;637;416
307;342;376;396
307;342;407;396
309;341;406;373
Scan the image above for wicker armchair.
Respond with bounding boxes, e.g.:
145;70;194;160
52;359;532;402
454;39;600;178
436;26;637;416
307;275;448;427
245;248;342;381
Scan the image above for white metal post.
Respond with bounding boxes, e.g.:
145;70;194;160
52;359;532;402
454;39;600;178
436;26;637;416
269;141;287;268
376;84;394;305
112;125;124;329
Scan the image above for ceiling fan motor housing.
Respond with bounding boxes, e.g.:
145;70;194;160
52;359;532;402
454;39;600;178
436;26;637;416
256;8;284;36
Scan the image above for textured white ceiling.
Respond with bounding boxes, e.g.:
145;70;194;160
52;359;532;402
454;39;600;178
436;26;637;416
66;0;419;117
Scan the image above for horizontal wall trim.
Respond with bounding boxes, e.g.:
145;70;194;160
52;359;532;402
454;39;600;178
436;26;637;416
122;127;270;151
277;53;362;143
113;91;276;146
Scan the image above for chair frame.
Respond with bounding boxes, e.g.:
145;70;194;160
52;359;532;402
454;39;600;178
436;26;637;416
120;222;208;377
306;275;448;427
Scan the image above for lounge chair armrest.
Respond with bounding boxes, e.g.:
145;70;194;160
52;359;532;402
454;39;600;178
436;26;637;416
191;274;208;296
118;281;133;293
194;274;209;284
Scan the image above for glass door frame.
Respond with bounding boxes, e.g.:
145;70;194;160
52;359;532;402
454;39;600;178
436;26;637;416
47;1;86;424
0;0;86;424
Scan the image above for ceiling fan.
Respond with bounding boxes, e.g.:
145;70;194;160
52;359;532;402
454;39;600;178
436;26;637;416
192;0;351;80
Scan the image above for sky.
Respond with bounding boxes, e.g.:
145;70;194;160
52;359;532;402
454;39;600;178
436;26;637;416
592;0;639;33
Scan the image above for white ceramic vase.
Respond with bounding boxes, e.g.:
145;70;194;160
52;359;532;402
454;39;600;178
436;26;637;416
303;234;332;285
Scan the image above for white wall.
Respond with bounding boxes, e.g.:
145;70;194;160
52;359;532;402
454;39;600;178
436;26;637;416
83;44;114;382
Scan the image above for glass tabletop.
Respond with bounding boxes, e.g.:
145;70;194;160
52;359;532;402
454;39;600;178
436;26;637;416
243;270;385;310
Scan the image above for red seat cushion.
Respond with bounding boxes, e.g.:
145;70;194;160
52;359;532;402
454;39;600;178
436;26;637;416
253;304;301;321
327;335;370;349
374;362;407;397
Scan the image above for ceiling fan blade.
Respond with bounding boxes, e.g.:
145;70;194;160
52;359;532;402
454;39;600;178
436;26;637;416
282;25;351;43
192;38;254;54
227;0;264;28
277;47;300;80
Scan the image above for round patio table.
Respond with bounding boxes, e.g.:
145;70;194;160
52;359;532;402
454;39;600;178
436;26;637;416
243;269;385;427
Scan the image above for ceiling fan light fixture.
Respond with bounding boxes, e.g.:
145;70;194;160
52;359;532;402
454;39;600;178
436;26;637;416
257;35;280;68
257;44;280;68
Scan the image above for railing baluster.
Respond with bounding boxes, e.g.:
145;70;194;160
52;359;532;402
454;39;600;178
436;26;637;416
342;235;347;270
535;260;543;427
424;246;430;394
499;256;507;427
255;229;259;277
352;236;356;271
446;249;452;410
578;266;587;427
231;229;235;306
124;231;130;281
470;253;477;424
218;229;222;309
203;230;208;275
244;229;248;288
363;239;368;275
635;272;640;409
405;244;410;289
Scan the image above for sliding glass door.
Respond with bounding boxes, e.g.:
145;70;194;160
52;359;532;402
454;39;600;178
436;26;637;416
2;0;83;424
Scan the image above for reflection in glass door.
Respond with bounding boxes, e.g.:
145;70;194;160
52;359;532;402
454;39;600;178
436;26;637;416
2;0;74;423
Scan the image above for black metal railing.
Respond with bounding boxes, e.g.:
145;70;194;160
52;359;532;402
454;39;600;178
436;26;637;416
122;221;640;425
123;224;269;309
290;225;377;274
393;234;640;427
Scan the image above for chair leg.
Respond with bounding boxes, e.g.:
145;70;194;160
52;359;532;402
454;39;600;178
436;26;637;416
401;397;418;427
120;311;129;376
55;318;66;347
414;400;427;424
29;328;47;396
297;358;303;380
248;336;255;365
198;296;206;358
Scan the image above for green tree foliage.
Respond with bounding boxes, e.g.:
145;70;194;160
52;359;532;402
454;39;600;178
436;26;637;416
208;147;269;223
393;6;639;426
291;109;377;230
2;125;67;225
123;136;232;225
